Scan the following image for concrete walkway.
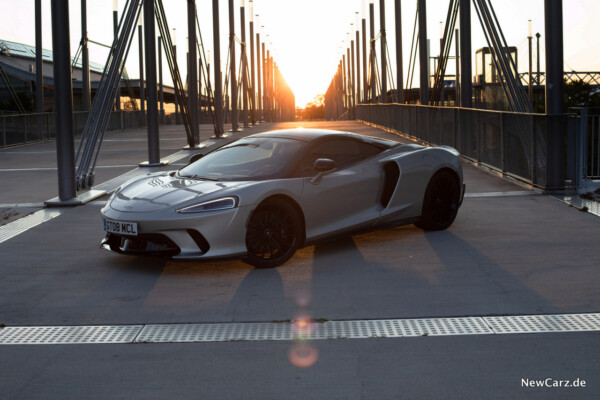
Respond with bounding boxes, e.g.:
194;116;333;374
0;121;598;399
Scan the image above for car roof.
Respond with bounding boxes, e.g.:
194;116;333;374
246;128;396;147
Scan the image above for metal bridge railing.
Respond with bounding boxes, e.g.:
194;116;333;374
357;103;563;189
0;110;148;148
568;108;600;190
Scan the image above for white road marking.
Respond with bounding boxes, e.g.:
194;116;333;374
0;209;63;244
465;191;541;198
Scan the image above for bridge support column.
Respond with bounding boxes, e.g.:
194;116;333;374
418;0;428;105
459;0;471;107
545;0;565;189
49;0;77;203
212;0;224;137
140;0;166;167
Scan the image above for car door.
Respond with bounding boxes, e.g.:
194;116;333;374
294;138;384;241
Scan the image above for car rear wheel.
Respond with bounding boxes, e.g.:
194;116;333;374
416;170;460;231
245;198;302;268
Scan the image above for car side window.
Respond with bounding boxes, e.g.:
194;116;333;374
293;139;383;177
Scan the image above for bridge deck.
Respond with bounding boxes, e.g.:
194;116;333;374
1;121;599;399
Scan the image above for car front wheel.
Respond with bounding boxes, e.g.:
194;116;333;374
245;198;302;268
417;170;461;231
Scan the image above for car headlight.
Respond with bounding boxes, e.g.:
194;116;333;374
176;196;239;214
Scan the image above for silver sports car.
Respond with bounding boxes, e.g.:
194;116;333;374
101;129;465;268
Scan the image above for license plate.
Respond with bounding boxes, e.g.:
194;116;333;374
104;218;138;236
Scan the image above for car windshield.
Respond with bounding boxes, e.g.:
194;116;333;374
178;137;306;181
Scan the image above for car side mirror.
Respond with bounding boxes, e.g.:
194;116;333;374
310;158;336;185
189;153;204;164
314;158;336;172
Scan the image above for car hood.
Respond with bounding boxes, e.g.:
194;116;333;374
109;173;247;213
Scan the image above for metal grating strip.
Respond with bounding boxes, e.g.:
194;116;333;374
0;325;142;345
135;317;494;343
1;314;599;345
0;209;62;244
483;313;600;334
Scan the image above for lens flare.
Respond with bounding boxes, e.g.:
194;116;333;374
288;343;319;368
292;313;316;336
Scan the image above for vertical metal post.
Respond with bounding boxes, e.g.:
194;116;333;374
536;33;541;84
174;41;178;123
198;55;202;119
143;0;161;165
262;42;266;121
241;3;249;128
187;0;199;144
528;34;533;106
459;0;472;107
212;0;224;137
268;54;272;121
257;32;262;121
545;1;564;115
455;29;460;107
249;8;256;125
346;50;351;109
380;0;387;103
342;54;347;109
35;0;44;114
35;0;44;140
81;0;90;111
113;7;121;110
395;0;404;104
138;22;145;113
355;14;361;104
369;2;376;103
545;0;565;189
158;36;164;123
229;0;239;131
50;0;76;202
418;0;428;105
351;40;356;116
362;16;367;104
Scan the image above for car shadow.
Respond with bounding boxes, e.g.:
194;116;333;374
227;267;293;321
305;226;559;320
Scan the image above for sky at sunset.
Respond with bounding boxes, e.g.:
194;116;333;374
1;0;599;107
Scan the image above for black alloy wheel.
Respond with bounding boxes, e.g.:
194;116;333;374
417;170;461;231
245;198;303;268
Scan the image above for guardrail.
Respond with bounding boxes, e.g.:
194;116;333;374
0;110;148;148
357;104;566;189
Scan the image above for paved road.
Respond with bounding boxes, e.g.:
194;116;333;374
0;121;598;399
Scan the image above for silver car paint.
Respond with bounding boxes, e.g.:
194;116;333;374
101;134;464;260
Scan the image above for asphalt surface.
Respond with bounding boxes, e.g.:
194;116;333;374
0;120;599;399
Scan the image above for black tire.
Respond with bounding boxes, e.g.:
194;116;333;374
416;170;461;231
244;198;303;268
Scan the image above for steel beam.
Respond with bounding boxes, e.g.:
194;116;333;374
418;0;428;105
395;0;404;103
544;0;565;189
241;3;249;128
113;8;121;110
459;0;472;107
158;36;164;122
50;0;76;202
369;2;376;103
229;0;239;131
138;24;145;113
212;0;224;137
380;0;387;103
187;0;199;144
81;0;90;111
